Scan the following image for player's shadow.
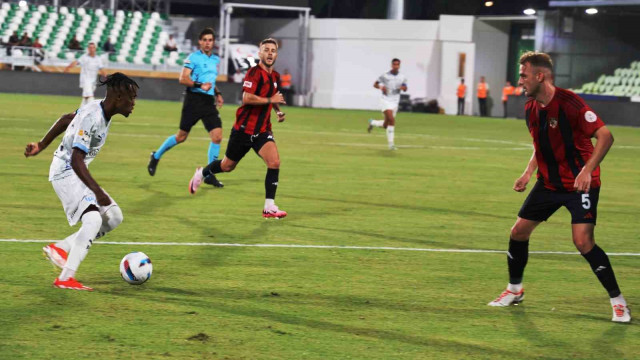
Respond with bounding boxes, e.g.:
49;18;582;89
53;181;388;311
508;305;570;354
287;223;454;248
108;289;521;357
284;194;510;220
590;322;630;358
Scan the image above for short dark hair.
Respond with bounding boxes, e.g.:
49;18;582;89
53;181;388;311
99;72;139;93
519;51;553;71
392;58;401;64
199;27;215;40
260;38;278;49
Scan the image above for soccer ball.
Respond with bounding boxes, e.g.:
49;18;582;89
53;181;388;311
120;252;153;285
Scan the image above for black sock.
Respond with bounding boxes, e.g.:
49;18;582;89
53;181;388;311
582;244;621;298
508;238;529;284
202;160;222;177
265;168;279;200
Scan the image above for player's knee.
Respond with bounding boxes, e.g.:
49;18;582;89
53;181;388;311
175;133;188;143
211;134;223;144
510;224;530;241
267;158;280;169
104;206;124;231
81;211;103;233
221;162;236;172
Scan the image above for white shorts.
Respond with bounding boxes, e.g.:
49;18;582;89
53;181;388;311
380;99;399;117
52;175;116;226
81;81;96;97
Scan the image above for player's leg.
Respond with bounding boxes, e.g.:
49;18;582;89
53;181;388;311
81;82;95;106
384;109;396;150
567;188;630;322
257;139;286;219
489;181;559;306
54;207;102;291
202;111;224;188
190;130;248;194
368;102;390;131
148;95;197;175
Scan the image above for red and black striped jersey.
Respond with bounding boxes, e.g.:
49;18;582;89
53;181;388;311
525;87;605;192
234;65;280;135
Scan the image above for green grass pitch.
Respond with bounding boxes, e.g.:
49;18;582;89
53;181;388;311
1;93;639;359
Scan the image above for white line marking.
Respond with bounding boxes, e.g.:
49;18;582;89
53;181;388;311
2;239;639;256
315;142;532;151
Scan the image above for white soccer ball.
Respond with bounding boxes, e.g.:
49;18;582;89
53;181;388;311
120;252;153;285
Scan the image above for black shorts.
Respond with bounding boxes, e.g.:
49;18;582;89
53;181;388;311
518;181;600;224
179;91;221;132
225;129;275;162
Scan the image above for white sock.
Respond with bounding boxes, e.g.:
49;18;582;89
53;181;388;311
610;294;627;306
507;283;523;293
55;231;79;252
59;211;102;280
386;126;395;147
370;120;384;127
264;198;275;209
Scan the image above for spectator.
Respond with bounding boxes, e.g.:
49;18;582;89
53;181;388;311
68;35;83;51
456;78;466;115
280;68;293;105
232;68;244;83
6;31;19;55
32;37;44;63
164;34;178;52
501;81;515;118
19;32;32;47
102;38;115;53
477;76;489;117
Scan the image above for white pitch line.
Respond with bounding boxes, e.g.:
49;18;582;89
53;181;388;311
1;239;639;256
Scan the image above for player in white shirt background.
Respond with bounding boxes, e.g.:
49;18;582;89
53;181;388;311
64;42;107;106
24;73;139;291
367;58;408;150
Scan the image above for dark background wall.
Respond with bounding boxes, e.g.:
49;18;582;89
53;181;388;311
536;9;640;89
506;95;640;127
0;70;243;103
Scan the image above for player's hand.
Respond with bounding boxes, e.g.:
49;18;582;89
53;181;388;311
24;142;41;157
201;82;212;91
216;94;224;108
380;86;388;95
513;174;531;192
276;111;285;122
96;190;112;207
573;168;592;193
271;92;285;104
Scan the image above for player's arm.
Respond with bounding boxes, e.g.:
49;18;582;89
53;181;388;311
24;112;76;157
272;103;285;122
63;60;78;73
514;149;538;192
243;91;285;106
574;126;614;193
179;67;212;91
70;149;111;206
374;80;387;95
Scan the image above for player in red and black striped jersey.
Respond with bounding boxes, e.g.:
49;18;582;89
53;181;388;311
488;51;630;322
187;38;288;219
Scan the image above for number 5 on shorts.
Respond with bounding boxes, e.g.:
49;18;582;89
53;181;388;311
582;193;591;209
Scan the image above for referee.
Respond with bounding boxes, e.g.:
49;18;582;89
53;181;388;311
147;27;225;187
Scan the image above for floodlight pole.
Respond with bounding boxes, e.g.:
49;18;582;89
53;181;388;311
220;2;311;106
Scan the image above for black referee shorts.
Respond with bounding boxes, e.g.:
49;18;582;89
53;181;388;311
179;91;221;133
518;180;600;224
225;129;275;162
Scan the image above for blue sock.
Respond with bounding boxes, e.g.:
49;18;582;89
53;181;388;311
154;135;178;160
208;142;220;163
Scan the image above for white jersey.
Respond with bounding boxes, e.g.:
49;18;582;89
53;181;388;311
377;71;408;104
49;100;111;181
77;54;104;87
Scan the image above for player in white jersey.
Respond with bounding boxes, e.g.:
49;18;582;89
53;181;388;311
24;73;138;291
64;42;106;106
367;58;408;150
